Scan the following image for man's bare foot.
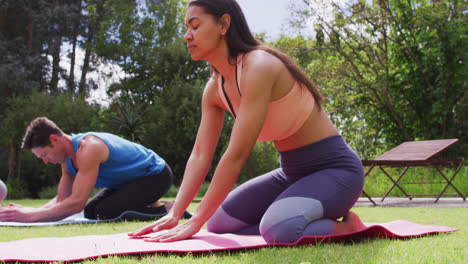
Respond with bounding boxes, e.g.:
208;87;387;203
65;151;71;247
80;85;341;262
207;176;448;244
147;200;162;208
333;211;366;234
163;201;174;212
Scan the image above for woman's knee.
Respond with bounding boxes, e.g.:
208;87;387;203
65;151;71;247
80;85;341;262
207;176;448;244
207;206;250;233
260;216;303;244
259;196;326;243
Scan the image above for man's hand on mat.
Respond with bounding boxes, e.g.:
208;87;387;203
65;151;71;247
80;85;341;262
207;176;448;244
0;205;39;222
0;203;21;208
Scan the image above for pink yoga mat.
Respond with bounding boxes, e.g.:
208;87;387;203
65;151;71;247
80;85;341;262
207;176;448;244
0;220;457;263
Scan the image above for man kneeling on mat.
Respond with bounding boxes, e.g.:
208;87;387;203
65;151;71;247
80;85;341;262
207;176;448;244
0;117;174;222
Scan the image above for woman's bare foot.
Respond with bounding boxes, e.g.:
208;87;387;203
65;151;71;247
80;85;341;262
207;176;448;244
333;211;366;234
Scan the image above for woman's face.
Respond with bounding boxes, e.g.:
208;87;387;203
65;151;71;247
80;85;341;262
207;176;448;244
184;5;226;61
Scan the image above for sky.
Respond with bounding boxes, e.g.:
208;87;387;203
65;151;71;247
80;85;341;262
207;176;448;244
237;0;351;40
237;0;311;39
237;0;294;39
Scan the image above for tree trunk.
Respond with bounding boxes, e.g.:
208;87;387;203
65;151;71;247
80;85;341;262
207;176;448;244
0;8;7;32
68;28;78;92
50;25;62;93
386;100;411;141
79;0;105;96
78;28;94;96
27;6;33;53
7;141;19;183
0;4;8;96
68;29;77;92
68;0;81;92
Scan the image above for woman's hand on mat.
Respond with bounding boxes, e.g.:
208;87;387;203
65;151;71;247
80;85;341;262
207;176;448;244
128;213;179;237
143;218;202;242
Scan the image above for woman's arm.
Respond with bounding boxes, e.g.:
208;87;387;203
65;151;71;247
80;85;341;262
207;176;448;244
129;75;226;236
139;51;283;242
170;78;226;219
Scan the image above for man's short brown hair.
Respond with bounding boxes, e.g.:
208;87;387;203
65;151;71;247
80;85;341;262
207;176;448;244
22;117;64;150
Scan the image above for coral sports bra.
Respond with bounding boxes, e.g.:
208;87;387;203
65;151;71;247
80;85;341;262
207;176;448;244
217;54;315;142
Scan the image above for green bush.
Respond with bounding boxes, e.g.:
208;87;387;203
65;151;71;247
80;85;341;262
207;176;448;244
38;185;59;199
5;178;28;199
238;142;279;184
165;181;225;199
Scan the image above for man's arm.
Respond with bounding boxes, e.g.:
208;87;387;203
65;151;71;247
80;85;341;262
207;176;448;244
0;136;106;222
41;166;75;209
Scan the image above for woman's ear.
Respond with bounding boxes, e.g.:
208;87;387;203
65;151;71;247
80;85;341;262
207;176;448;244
219;14;231;35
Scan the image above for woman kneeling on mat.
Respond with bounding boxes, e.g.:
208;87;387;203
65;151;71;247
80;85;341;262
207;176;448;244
130;0;366;244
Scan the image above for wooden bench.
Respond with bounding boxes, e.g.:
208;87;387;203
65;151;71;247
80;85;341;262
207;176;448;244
361;138;465;206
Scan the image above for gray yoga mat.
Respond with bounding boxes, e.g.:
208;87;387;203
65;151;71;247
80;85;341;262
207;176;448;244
0;210;191;227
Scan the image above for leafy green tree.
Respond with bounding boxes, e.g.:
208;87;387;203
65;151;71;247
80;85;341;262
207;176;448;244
294;0;467;158
89;0;221;184
0;0;50;100
0;92;53;193
94;0;192;103
0;0;84;97
142;77;200;185
0;0;104;197
140;75;231;185
272;35;317;69
109;99;146;142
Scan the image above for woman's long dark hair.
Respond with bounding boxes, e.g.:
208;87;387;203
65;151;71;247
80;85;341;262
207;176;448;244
188;0;325;108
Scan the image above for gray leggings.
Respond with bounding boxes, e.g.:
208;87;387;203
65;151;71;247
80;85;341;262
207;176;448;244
207;135;364;243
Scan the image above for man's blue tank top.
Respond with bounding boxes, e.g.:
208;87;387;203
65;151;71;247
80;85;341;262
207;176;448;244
66;132;166;188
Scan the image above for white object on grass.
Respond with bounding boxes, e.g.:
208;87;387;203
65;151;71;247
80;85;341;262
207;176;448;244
0;179;7;202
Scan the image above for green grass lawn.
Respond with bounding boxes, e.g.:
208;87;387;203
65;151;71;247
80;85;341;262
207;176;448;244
363;165;468;198
1;199;467;264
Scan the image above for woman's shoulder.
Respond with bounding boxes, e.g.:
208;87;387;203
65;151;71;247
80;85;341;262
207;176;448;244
243;49;284;73
205;73;219;91
201;73;225;107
